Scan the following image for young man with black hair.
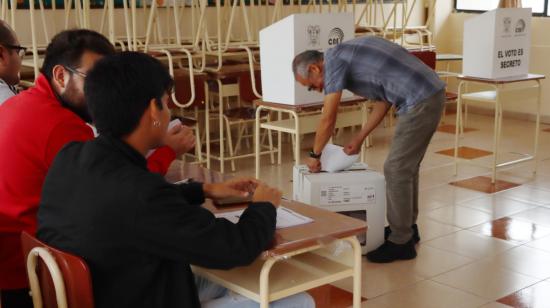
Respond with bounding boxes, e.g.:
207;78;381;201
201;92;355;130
0;30;193;307
0;20;24;104
37;52;314;308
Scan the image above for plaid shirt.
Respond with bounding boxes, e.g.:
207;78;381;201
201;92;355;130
324;36;445;114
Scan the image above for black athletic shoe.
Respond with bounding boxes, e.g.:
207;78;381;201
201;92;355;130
366;239;417;263
384;224;420;243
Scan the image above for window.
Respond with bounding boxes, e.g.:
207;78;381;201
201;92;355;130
455;0;548;15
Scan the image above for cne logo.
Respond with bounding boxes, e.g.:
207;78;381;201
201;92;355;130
515;19;526;33
328;27;344;46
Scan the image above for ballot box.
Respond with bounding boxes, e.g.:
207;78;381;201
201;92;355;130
293;164;386;254
259;13;354;105
462;8;531;79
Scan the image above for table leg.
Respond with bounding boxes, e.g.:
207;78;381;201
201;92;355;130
292;111;300;165
217;79;225;173
205;81;211;169
534;80;542;175
255;106;262;179
491;86;501;184
454;81;464;176
344;236;362;308
259;258;277;308
278;111;282;165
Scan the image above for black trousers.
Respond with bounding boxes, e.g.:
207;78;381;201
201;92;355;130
0;288;33;308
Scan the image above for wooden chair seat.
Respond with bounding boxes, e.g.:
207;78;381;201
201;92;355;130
224;107;269;120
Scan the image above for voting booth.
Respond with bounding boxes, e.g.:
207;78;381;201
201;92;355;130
462;8;531;79
293;164;386;254
259;13;354;105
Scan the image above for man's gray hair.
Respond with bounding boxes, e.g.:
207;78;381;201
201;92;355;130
292;50;324;78
0;20;16;46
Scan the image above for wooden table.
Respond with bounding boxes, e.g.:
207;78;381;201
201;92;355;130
166;161;366;307
454;74;546;183
254;97;370;178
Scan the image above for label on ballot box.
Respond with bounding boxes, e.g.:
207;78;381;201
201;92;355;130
293;163;386;253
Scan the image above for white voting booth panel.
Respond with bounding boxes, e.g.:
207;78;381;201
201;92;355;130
293;164;385;254
463;8;531;79
259;13;354;105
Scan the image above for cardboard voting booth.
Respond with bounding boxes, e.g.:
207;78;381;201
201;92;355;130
259;13;354;105
463;8;531;79
293;164;386;254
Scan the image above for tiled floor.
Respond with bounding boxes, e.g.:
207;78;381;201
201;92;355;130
220;112;550;307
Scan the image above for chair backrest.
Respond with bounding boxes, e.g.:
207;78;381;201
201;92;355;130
239;70;262;103
21;232;94;308
170;68;207;109
410;50;436;70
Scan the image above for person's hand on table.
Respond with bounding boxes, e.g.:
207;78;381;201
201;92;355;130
164;124;195;157
252;183;282;208
203;177;258;200
307;157;321;173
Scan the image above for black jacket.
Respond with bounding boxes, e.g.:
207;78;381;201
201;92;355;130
37;135;276;308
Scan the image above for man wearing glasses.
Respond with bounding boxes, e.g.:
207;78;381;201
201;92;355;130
292;36;446;263
0;29;194;308
0;20;25;105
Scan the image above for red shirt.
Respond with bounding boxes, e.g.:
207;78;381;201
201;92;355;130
0;75;175;289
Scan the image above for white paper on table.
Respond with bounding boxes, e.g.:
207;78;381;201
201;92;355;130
215;206;314;229
320;144;359;173
146;119;182;158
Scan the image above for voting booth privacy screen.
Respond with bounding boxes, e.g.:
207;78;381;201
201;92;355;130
293;164;386;254
259;13;354;105
463;8;531;79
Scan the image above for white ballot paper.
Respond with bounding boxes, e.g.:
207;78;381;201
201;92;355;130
215;207;314;229
146;119;182;158
320;144;359;173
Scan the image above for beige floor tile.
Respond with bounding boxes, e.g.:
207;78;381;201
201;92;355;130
432;259;540;301
405;245;474;279
419;184;488;205
487;246;550;279
496;280;550;308
459;195;537;219
415;215;462;242
425;205;494;228
424;230;519;259
364;280;488;308
499;186;550;207
468;217;550;244
526;234;550;253
511;207;550;227
332;259;425;299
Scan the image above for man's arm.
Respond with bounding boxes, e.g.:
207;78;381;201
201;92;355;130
344;101;391;155
312;91;342;154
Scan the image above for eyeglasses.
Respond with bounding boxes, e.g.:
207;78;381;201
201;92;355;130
3;44;27;58
63;66;87;78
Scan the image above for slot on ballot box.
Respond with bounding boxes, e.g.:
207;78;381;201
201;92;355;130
293;163;386;254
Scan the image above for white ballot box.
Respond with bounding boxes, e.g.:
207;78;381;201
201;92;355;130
259;13;354;105
463;8;531;79
293;163;386;254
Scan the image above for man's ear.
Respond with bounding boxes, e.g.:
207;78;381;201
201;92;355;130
51;65;67;90
309;63;321;74
148;98;161;124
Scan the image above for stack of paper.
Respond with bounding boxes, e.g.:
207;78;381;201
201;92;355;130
215;207;314;229
320;144;359;173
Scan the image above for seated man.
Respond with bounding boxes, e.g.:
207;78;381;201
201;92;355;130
37;52;314;308
0;29;193;308
0;20;23;104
